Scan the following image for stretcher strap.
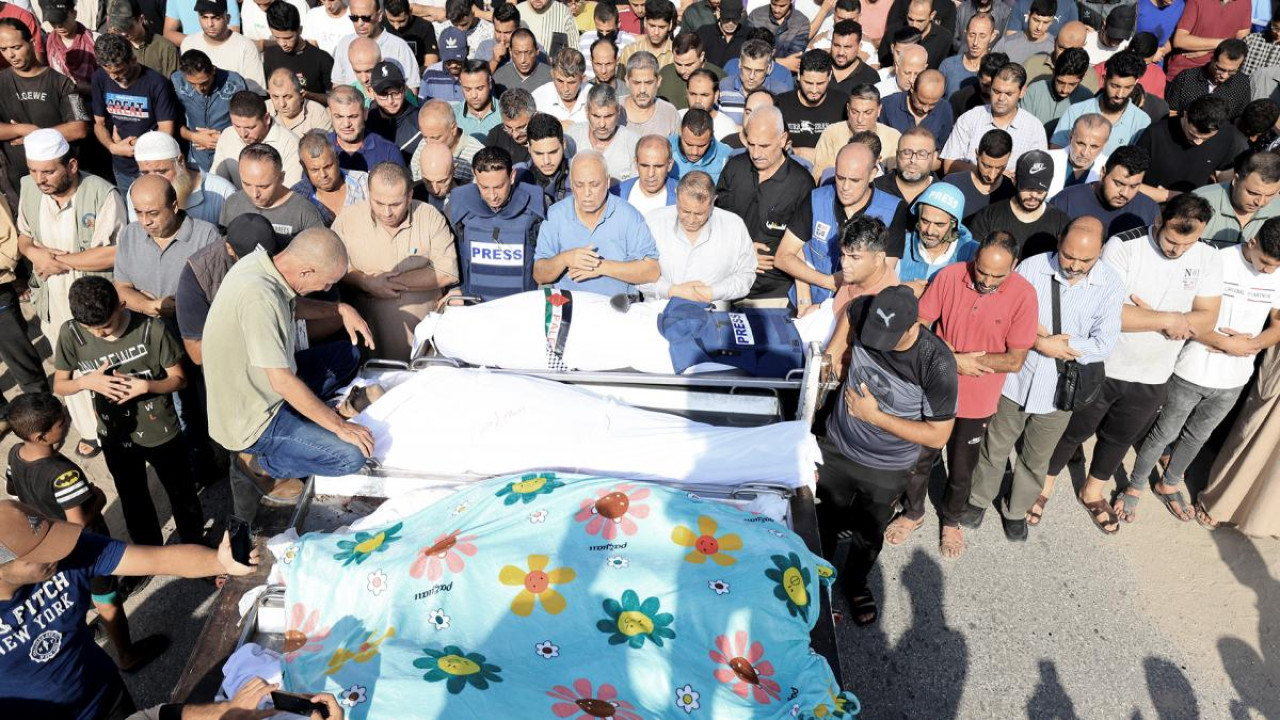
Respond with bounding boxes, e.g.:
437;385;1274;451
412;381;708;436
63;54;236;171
543;287;573;370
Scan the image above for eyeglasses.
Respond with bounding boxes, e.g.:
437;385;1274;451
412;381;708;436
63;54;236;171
349;14;375;22
897;148;934;159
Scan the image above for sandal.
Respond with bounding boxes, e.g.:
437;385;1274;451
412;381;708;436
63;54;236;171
1113;490;1141;523
1026;494;1050;526
75;439;101;459
848;592;878;626
1194;503;1220;530
884;514;923;546
1154;485;1193;522
939;525;965;559
1079;496;1119;535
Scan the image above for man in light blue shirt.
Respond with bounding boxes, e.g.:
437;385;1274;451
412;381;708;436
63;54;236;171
533;150;660;296
669;108;730;182
1050;51;1151;154
959;216;1124;537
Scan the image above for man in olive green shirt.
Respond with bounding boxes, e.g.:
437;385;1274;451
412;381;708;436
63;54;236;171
1193;152;1280;248
203;228;375;510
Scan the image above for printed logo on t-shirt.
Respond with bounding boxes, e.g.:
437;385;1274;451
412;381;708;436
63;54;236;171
272;224;295;236
105;92;151;121
28;630;61;663
1183;268;1201;291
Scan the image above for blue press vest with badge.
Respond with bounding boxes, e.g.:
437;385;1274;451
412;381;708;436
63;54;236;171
449;182;547;301
791;186;902;305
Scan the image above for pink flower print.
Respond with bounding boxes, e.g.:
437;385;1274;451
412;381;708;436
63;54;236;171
709;631;782;704
283;603;331;661
410;529;478;581
575;484;651;540
547;678;642;719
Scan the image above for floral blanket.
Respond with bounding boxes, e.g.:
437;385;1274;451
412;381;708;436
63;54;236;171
276;472;860;719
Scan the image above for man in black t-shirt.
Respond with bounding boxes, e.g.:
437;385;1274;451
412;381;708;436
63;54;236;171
263;0;334;104
90;33;179;192
969;150;1069;258
1137;96;1251;202
942;128;1015;225
776;48;849;160
384;0;440;69
818;284;958;625
829;20;880;95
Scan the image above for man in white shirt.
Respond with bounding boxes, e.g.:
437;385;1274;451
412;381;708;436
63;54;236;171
1045;193;1222;534
516;0;579;54
943;63;1048;174
875;43;926;99
210;90;304;189
615;134;676;217
531;47;589;127
180;0;266;94
1046;112;1110;200
331;0;421;93
568;82;641;181
682;68;739;141
303;0;354;50
1128;219;1280;521
639;170;756;302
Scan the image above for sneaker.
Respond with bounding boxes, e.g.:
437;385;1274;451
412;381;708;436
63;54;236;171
955;505;986;529
1001;515;1028;542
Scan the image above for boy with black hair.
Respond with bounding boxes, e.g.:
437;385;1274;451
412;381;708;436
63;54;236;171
4;392;168;671
51;276;206;549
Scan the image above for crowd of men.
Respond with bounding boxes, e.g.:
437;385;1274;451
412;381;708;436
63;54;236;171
4;0;1280;715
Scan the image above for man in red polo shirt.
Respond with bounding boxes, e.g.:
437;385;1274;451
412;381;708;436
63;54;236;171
1164;0;1251;81
884;230;1039;558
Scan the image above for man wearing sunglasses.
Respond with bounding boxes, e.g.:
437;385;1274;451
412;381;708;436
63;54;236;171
332;0;421;94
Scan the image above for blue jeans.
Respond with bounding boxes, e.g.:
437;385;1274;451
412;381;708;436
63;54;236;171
243;341;365;480
1130;374;1244;489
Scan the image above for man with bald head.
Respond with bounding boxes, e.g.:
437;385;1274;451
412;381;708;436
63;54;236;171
1024;20;1099;93
348;36;383;101
613;135;676;215
777;142;910;309
957;217;1123;540
409;98;484;184
880;68;955;144
333;161;457;360
269;68;334;136
533;151;660;296
331;0;421;94
205;226;376;509
415;140;459;212
716;105;816;307
940;12;997;99
875;43;928;99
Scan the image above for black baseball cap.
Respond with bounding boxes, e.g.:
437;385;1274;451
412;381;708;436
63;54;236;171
719;1;742;21
371;61;406;94
1016;150;1054;192
859;286;919;352
194;0;228;15
227;214;283;258
42;0;73;24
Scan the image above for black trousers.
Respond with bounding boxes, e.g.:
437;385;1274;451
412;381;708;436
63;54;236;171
816;439;911;596
101;434;205;546
1047;378;1168;481
900;416;991;525
0;282;48;413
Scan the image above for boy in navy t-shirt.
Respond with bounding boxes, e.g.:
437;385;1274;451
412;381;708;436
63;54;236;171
4;392;166;673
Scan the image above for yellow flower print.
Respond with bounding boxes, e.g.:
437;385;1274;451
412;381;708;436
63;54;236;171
498;554;576;617
671;515;743;566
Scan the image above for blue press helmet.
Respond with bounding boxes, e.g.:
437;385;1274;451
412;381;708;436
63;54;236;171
910;182;966;225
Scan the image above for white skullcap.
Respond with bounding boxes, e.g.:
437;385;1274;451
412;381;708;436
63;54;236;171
24;129;70;162
134;131;181;162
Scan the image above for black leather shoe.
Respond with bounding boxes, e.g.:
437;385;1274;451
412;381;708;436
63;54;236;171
1002;515;1028;542
955;505;986;529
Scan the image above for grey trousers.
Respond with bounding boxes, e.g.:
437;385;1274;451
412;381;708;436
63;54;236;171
967;394;1074;520
1129;374;1244;490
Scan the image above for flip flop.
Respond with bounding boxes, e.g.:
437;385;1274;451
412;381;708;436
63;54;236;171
1026;494;1050;526
75;439;101;459
1154;487;1193;522
848;593;879;626
884;514;923;546
1113;490;1141;523
1194;503;1220;530
1080;497;1119;535
939;525;965;559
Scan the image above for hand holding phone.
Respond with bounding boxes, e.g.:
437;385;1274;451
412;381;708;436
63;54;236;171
225;515;253;566
270;691;331;719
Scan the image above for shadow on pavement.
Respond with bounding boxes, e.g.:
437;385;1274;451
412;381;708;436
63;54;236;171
1143;656;1200;720
1213;531;1280;720
1026;660;1080;719
844;549;968;719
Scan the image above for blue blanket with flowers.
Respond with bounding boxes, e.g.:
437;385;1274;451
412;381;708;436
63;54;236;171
276;473;860;719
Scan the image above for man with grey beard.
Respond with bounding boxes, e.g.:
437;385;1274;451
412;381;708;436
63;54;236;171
128;131;237;225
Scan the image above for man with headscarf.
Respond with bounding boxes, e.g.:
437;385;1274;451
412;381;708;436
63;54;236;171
129;130;236;225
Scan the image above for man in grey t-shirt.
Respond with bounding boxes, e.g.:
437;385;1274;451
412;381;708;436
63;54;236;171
817;273;957;626
217;143;324;243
